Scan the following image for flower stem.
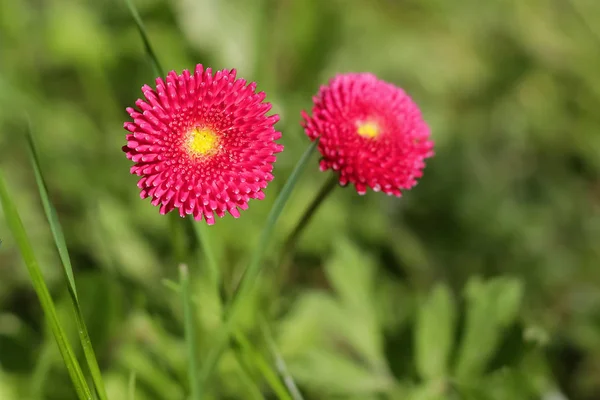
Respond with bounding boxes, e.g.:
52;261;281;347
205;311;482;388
198;139;320;390
180;264;201;400
192;220;221;293
279;174;338;267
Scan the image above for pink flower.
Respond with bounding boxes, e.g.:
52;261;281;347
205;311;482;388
123;64;283;225
302;73;434;196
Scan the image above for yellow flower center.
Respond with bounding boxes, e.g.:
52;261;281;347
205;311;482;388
356;121;380;138
186;127;220;157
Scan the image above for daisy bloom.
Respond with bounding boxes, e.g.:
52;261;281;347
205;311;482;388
123;64;283;225
301;73;434;196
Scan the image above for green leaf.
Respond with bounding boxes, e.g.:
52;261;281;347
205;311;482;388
288;349;393;396
25;126;108;400
489;278;524;327
325;238;376;314
407;380;451;400
454;277;524;380
415;284;456;380
0;170;92;400
323;238;386;371
199;139;320;386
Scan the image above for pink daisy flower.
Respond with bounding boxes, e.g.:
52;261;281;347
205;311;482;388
301;73;434;196
123;64;283;225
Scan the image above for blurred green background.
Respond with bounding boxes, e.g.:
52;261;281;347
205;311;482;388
1;0;600;399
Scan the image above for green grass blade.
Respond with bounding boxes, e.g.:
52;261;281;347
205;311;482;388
260;319;304;400
26;129;108;400
199;139;320;388
0;170;92;400
233;353;267;400
128;371;137;400
180;264;201;400
123;0;164;78
234;332;292;400
26;134;77;298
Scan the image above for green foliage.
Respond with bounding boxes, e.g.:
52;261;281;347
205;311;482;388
0;171;92;399
1;0;600;399
415;284;456;380
455;277;524;380
26;126;108;400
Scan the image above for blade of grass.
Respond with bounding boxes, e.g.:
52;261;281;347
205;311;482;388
0;170;92;400
161;279;283;399
180;264;201;400
233;352;267;400
128;371;137;400
26;127;108;400
123;0;164;77
260;319;304;400
234;331;292;400
198;139;320;388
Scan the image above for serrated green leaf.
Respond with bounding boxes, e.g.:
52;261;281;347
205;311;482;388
325;238;376;313
454;277;525;380
490;278;524;327
289;349;393;396
324;238;387;371
415;283;456;380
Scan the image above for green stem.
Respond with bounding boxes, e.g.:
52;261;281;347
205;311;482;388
180;264;201;400
128;372;137;400
279;174;337;268
198;139;319;390
169;212;188;264
124;0;164;78
193;220;221;291
260;318;305;400
234;331;292;400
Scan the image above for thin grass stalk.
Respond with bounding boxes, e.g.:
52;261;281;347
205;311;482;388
198;139;320;388
123;0;164;77
0;170;92;400
234;331;292;400
260;319;305;400
26;126;108;400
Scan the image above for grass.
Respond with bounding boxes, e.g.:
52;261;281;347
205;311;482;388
1;0;600;399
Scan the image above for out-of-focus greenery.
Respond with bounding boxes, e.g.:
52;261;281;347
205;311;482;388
1;0;600;399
